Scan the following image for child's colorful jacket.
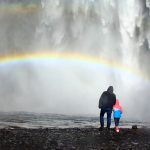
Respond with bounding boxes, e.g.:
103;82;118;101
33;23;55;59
113;99;123;118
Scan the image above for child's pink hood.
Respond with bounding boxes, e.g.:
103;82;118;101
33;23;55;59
113;99;123;113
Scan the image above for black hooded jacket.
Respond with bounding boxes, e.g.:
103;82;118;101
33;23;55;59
98;86;116;109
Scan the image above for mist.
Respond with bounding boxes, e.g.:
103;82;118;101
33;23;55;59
0;0;150;121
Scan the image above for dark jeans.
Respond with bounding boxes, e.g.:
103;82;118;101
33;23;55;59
114;118;120;127
100;108;112;128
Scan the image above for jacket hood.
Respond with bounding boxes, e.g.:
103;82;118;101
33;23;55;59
113;99;123;113
107;86;113;94
115;99;120;105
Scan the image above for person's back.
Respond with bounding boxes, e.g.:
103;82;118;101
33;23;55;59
98;86;116;130
99;86;116;109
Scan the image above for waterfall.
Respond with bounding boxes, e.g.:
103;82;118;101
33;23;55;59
35;0;150;70
0;0;150;120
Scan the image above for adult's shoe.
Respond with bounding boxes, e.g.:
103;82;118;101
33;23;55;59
99;127;104;131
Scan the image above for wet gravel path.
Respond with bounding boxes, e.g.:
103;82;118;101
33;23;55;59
0;127;150;150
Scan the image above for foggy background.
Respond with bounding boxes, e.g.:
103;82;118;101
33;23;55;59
0;0;150;121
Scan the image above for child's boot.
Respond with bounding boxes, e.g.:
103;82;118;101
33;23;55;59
115;127;120;133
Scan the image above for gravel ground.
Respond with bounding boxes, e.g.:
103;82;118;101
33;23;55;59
0;127;150;150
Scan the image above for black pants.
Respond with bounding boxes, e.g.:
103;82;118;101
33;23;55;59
100;108;112;128
114;118;120;126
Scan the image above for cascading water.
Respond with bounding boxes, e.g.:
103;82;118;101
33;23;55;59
0;0;150;121
37;0;150;67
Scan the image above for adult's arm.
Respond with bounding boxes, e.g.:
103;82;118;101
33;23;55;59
113;94;116;105
98;92;104;109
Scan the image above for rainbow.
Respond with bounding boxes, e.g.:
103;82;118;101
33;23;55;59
0;3;149;83
0;2;40;13
0;51;149;82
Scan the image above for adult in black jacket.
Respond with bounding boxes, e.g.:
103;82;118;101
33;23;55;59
98;86;116;130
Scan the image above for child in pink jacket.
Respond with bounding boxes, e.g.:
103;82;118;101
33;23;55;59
113;99;123;132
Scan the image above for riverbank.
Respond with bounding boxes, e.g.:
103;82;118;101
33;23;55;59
0;127;150;149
